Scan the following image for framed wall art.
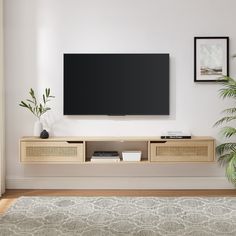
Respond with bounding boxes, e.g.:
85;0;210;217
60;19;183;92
194;37;229;82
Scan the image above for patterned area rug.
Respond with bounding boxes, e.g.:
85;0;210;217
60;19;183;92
0;196;236;236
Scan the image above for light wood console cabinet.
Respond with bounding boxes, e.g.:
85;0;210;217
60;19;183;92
20;136;215;164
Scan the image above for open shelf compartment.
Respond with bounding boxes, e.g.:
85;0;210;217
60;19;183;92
85;141;149;163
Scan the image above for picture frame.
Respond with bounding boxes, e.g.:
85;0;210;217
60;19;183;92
194;37;229;82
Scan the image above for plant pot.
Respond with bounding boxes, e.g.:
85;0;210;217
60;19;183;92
34;120;43;136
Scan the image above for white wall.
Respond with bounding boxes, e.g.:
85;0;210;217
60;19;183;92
4;0;236;189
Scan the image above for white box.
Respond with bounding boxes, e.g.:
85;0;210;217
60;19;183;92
122;151;142;162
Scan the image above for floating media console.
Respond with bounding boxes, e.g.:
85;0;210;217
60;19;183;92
20;136;215;164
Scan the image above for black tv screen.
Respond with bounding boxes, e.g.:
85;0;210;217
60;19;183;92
64;53;169;115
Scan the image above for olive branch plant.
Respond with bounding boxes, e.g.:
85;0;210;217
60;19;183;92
214;59;236;185
19;88;55;120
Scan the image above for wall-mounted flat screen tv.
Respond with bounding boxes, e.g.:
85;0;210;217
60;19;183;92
64;53;169;115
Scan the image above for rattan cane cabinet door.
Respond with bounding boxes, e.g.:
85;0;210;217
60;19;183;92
150;140;215;162
20;141;84;163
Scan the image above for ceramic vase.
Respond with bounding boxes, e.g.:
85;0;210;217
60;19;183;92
34;120;43;136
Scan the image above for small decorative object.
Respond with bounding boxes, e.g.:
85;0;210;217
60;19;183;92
214;60;236;186
40;129;49;139
19;88;55;136
122;151;142;162
194;37;229;82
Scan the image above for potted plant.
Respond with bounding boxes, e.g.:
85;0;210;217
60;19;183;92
19;88;55;136
214;76;236;186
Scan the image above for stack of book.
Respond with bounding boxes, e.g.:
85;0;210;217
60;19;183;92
161;131;191;139
90;151;120;163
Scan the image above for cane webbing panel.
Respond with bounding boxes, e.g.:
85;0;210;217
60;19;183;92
156;146;208;156
26;146;77;157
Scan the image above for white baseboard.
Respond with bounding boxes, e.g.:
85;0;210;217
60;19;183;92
6;176;234;189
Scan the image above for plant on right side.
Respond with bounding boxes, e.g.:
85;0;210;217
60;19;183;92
214;76;236;186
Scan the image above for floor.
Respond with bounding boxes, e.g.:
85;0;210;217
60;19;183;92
1;189;236;214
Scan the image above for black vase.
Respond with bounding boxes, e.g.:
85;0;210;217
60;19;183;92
40;130;49;139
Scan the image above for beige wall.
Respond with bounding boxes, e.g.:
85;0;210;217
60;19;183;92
0;0;5;195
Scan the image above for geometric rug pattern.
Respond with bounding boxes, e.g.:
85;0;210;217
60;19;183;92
0;196;236;236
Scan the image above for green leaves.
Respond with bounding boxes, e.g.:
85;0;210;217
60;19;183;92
45;88;55;99
19;88;55;119
46;88;49;97
216;142;236;156
226;154;236;185
218;153;235;167
220;127;236;138
214;116;236;127
221;107;236;115
19;101;28;108
218;76;236;99
29;88;35;99
218;152;236;185
217;141;236;186
215;75;236;186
